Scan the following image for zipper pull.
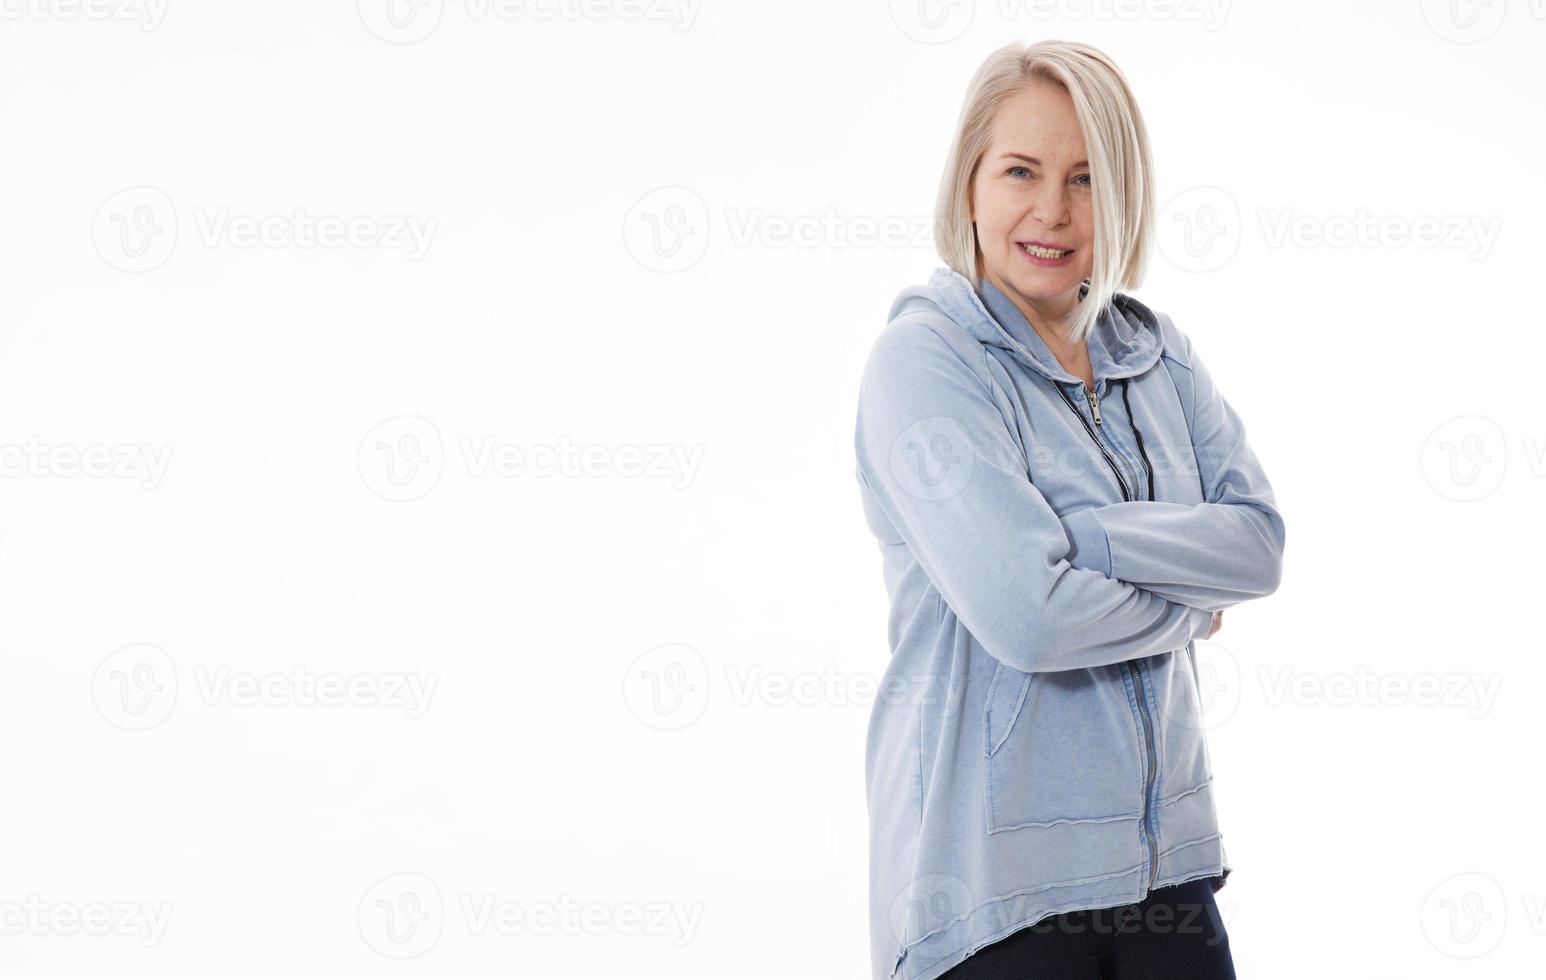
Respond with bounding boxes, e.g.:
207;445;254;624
1084;384;1102;424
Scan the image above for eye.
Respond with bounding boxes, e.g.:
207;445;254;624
1073;174;1092;187
1007;165;1033;180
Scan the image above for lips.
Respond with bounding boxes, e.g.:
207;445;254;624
1018;241;1075;259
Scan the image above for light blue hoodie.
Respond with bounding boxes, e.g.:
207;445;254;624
853;267;1286;980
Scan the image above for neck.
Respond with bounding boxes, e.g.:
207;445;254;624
980;268;1082;351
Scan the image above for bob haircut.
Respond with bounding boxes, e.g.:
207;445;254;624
934;40;1156;344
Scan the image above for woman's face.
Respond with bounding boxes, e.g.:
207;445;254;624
970;80;1095;331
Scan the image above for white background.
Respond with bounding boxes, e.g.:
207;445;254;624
1;0;1542;977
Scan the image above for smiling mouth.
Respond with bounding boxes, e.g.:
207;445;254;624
1019;242;1075;259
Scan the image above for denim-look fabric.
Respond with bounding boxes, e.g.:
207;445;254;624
853;267;1286;980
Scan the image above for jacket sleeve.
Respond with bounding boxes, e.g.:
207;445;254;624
1058;316;1286;612
855;314;1212;674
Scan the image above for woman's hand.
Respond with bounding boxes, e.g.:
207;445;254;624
1204;610;1223;639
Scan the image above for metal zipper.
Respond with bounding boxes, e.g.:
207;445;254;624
1054;382;1132;501
1089;385;1145;502
1129;661;1161;892
1054;375;1161;893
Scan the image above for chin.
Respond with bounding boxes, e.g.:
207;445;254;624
1006;267;1086;299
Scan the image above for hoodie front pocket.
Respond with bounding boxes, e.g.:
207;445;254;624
984;662;1145;833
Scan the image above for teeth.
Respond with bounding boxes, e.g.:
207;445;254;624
1021;243;1072;259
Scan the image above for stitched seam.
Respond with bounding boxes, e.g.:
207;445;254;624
1164;319;1212;499
1158;776;1214;807
986;668;1032;759
895;864;1150;956
988;809;1143;833
886;310;998;402
986;666;1142;832
1151;663;1166;804
1157;833;1224;859
915;694;924;832
888;315;1028;471
983;667;1000;829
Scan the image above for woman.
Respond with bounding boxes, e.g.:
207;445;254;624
853;41;1287;980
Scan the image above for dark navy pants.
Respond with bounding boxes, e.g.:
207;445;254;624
939;877;1237;980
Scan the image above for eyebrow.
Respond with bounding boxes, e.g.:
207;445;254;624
1000;153;1089;168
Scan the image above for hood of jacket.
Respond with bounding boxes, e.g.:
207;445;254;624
885;266;1165;387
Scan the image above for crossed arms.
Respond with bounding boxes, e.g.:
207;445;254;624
854;313;1285;675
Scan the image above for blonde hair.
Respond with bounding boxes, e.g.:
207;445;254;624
934;40;1155;343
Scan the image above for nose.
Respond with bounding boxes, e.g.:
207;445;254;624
1029;179;1071;228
